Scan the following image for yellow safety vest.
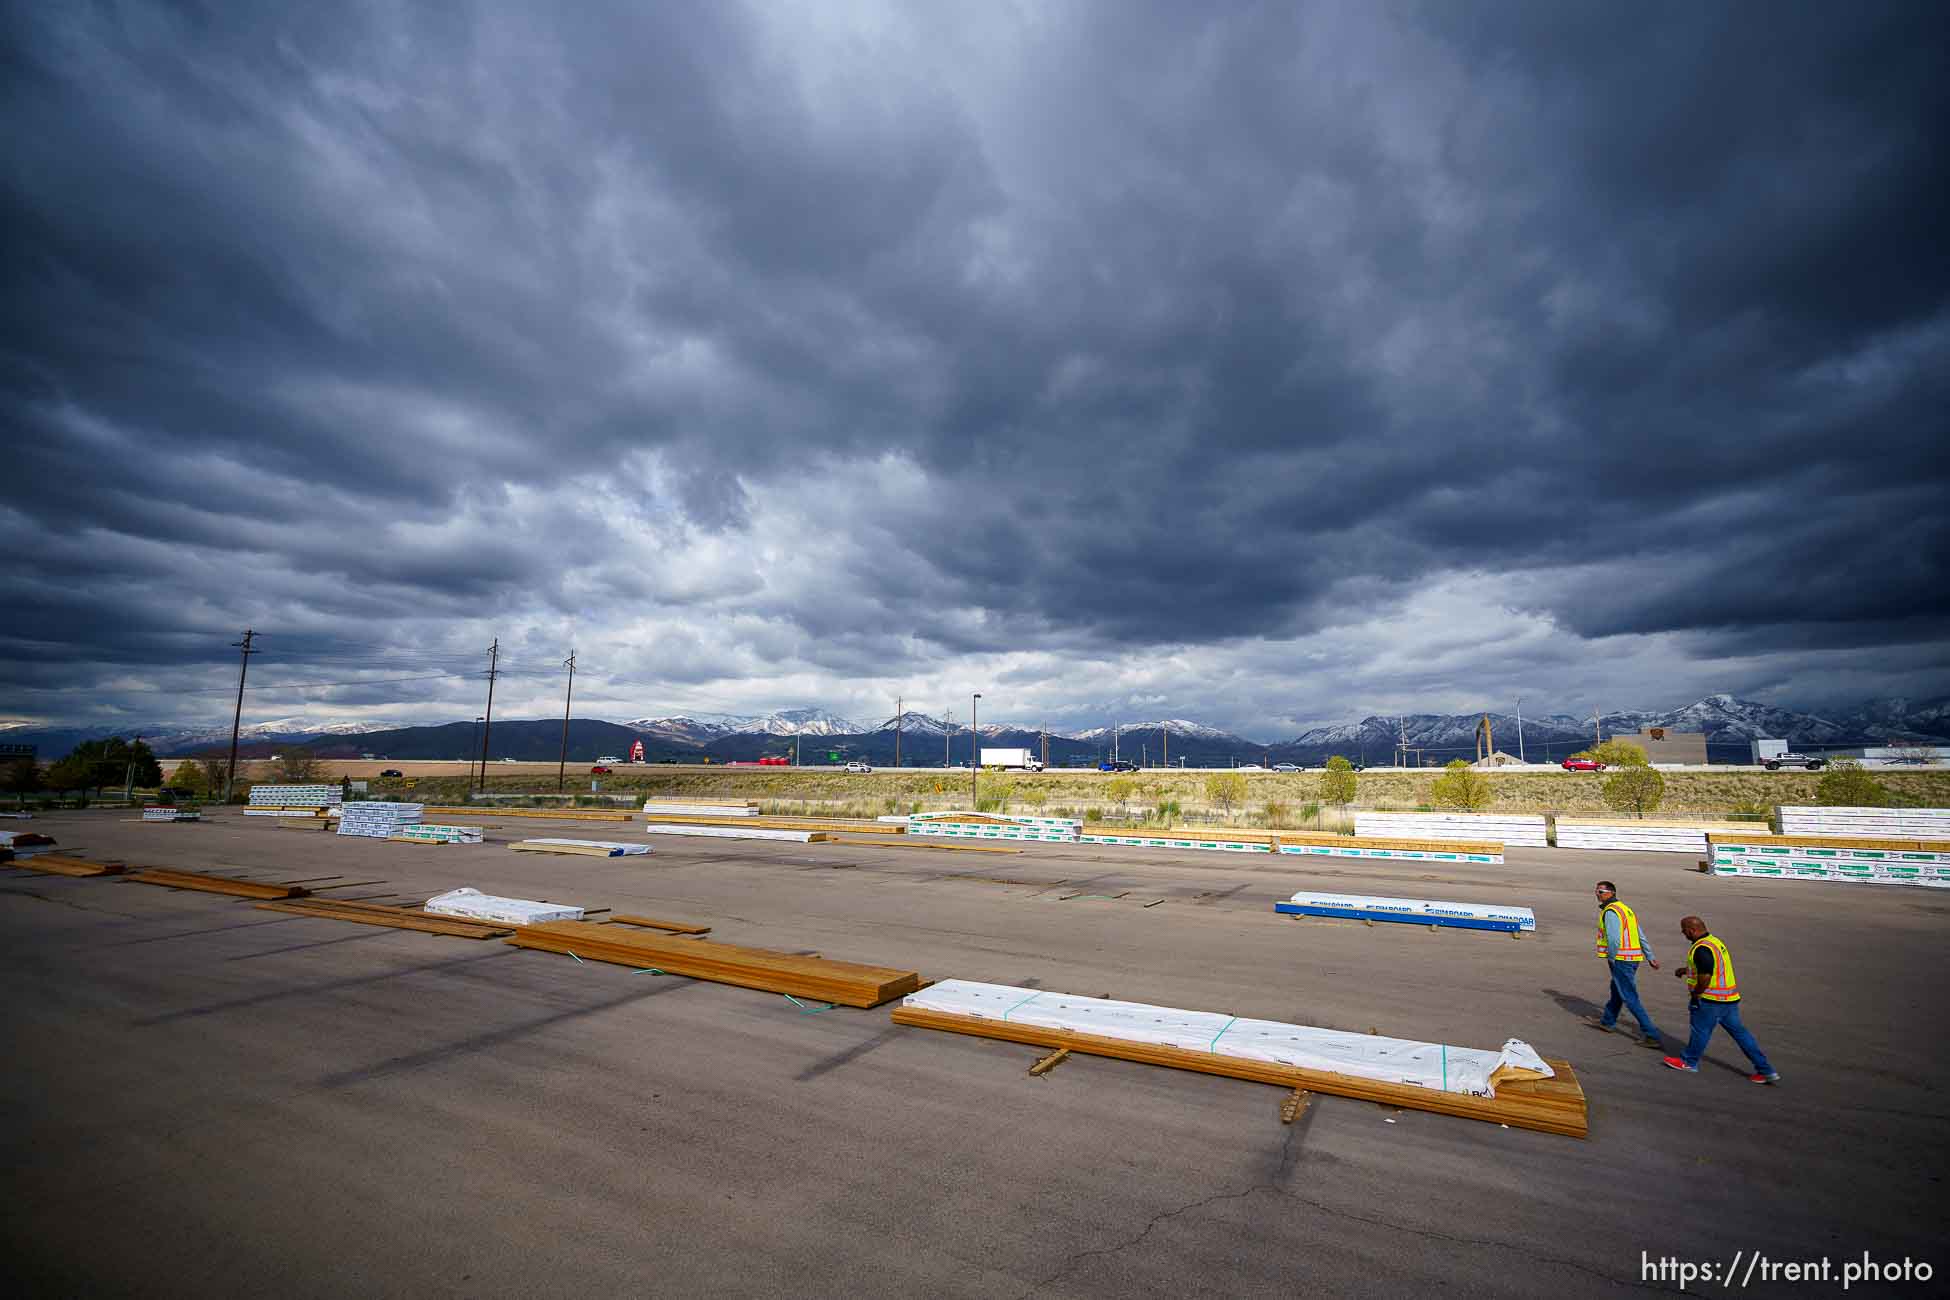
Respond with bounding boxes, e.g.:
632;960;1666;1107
1685;934;1740;1001
1595;900;1646;961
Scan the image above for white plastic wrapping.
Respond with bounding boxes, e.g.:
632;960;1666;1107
903;979;1551;1098
424;887;583;925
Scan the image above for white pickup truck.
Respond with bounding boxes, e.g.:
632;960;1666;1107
1761;752;1827;771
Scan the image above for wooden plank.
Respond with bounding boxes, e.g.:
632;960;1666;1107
507;921;921;1008
640;814;906;834
824;837;1023;854
423;806;635;822
8;854;124;878
889;1006;1587;1139
127;868;308;899
610;914;712;935
255;899;511;939
509;840;635;857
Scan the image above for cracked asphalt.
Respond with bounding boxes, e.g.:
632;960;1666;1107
3;809;1944;1297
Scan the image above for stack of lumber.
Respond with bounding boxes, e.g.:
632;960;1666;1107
141;806;201;822
1708;834;1950;888
425;887;582;925
245;784;344;817
255;897;512;939
10;853;122;877
1275;890;1536;932
388;823;484;844
643;824;827;843
424;806;635;822
1272;832;1503;864
907;813;1079;843
641;813;904;835
644;798;757;817
907;812;1083;830
892;980;1584;1138
127;868;308;899
1778;806;1950;839
337;802;426;838
508;921;923;1007
511;838;652;857
1354;812;1548;848
1555;818;1768;854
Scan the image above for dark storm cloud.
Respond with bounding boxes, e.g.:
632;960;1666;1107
2;0;1945;727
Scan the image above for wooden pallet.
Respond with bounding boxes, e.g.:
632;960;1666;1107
508;921;922;1007
889;1007;1588;1138
255;897;512;938
126;868;309;899
640;814;907;835
9;854;124;878
610;914;711;934
423;806;635;822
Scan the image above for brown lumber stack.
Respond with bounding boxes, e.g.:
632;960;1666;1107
255;897;512;938
889;1007;1588;1138
610;914;711;934
126;868;309;899
1709;833;1950;852
509;921;922;1007
10;854;124;877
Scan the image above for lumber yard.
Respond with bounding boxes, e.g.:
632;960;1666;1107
3;799;1944;1295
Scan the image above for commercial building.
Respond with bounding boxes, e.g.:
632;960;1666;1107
1613;728;1708;765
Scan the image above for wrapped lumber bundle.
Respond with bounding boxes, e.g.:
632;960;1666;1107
424;887;582;924
1354;812;1548;848
337;802;426;838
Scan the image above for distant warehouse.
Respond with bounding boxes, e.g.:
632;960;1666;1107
1613;728;1707;765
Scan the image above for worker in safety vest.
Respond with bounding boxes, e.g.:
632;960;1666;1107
1662;916;1780;1083
1585;881;1666;1047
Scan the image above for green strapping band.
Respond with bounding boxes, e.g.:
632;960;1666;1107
784;993;836;1015
1442;1044;1448;1091
1001;991;1044;1021
567;950;584;964
1209;1016;1237;1052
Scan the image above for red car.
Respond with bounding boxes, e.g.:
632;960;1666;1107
589;765;612;775
1561;758;1606;771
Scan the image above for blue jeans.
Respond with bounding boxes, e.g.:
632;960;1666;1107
1601;960;1662;1039
1682;999;1774;1074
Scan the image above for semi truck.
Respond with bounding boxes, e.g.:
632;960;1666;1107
980;747;1045;772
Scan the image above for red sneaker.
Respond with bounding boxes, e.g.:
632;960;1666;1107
1661;1056;1698;1072
1749;1072;1781;1084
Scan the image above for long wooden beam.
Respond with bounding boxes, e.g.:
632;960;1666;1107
127;868;308;899
889;1006;1587;1138
610;914;711;935
8;854;124;877
255;898;511;939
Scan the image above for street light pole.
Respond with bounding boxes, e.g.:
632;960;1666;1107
1516;696;1525;763
970;693;981;810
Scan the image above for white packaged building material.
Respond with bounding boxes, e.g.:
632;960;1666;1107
1710;839;1950;888
910;821;1080;843
244;808;330;818
1277;890;1536;931
902;980;1552;1099
1353;812;1548;848
907;811;1084;830
1778;806;1950;838
517;838;651;856
643;801;757;817
247;784;343;808
1076;830;1271;853
391;823;484;844
424;887;583;925
141;806;200;822
642;824;821;843
1553;821;1765;854
336;802;426;838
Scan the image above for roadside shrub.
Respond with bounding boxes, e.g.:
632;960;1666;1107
1204;772;1248;818
1317;757;1358;819
1083;807;1104;822
1299;801;1320;824
1601;765;1665;818
1262;800;1289;828
1816;760;1891;808
1430;759;1495;811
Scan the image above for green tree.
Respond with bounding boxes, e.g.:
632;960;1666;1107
1262;800;1289;828
1601;765;1665;818
1317;756;1358;821
1204;771;1248;819
1815;759;1891;808
46;753;95;792
5;757;41;797
1430;758;1495;812
1590;739;1650;768
170;759;209;794
47;738;161;794
1105;777;1135;816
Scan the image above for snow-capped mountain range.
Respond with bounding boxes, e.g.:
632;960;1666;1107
3;694;1945;759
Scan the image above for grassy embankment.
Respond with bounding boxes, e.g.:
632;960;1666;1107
366;768;1950;832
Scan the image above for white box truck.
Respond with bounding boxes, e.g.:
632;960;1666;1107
981;747;1045;772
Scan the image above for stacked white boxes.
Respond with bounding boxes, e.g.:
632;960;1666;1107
1354;812;1548;848
247;784;343;808
1553;820;1770;854
141;806;200;822
1778;807;1950;838
336;802;426;838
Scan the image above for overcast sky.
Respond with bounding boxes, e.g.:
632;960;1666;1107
3;1;1946;737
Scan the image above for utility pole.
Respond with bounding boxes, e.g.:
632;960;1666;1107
124;733;143;803
1593;709;1602;748
970;693;981;810
222;629;256;803
894;696;902;770
475;639;498;793
794;720;801;768
1516;697;1525;763
557;652;576;792
1041;720;1049;770
944;708;953;768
